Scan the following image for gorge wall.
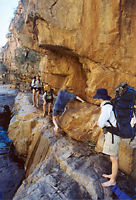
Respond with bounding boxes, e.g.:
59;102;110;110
0;0;136;98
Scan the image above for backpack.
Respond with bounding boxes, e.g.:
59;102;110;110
104;82;136;142
31;78;36;90
45;89;53;100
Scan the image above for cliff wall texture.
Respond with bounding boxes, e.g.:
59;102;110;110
1;0;136;99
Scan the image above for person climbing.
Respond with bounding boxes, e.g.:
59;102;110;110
93;88;120;187
43;84;54;117
31;75;42;108
52;85;85;135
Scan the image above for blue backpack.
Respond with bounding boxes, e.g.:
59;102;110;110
104;82;136;141
112;185;136;200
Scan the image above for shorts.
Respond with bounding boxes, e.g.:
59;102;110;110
52;109;63;116
103;132;120;156
45;99;53;103
33;87;41;92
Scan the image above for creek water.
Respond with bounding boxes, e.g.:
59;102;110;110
0;85;25;200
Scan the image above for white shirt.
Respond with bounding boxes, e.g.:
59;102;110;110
97;100;116;128
31;79;42;88
131;113;136;127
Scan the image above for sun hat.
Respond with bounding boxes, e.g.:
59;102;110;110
93;88;111;100
44;84;51;91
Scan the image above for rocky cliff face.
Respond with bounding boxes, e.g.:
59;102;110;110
1;0;136;97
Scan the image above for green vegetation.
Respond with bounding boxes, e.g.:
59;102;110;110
14;14;25;32
0;62;8;74
14;47;41;65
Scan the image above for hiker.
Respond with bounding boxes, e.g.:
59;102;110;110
31;75;42;108
43;84;54;117
93;88;120;187
52;85;85;135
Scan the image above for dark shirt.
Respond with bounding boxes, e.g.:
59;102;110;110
53;90;76;111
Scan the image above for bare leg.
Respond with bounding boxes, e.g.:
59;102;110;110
32;89;36;106
36;90;40;107
102;155;118;187
48;103;51;115
52;115;60;134
43;100;46;117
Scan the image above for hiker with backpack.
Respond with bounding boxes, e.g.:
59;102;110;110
52;85;85;135
31;75;42;108
93;83;136;187
93;88;120;187
43;84;54;117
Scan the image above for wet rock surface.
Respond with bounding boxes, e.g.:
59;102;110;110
0;85;25;199
0;155;25;200
14;155;91;200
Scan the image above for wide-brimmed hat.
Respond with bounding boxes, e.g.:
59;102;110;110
93;88;111;100
44;84;51;91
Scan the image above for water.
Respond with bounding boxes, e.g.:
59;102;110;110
0;85;25;199
0;126;12;155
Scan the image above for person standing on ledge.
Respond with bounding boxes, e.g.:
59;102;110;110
52;85;85;135
93;88;120;187
43;84;54;117
31;75;42;108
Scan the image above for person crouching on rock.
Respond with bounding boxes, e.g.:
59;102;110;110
93;88;120;187
31;75;42;108
52;85;85;135
43;84;54;117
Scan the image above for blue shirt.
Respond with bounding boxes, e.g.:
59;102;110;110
53;90;76;111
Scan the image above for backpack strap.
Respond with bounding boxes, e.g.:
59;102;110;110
107;120;114;144
103;102;113;106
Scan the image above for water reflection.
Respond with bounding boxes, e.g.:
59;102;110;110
0;126;12;155
0;85;25;199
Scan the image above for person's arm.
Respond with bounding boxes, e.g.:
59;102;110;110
76;96;85;103
39;80;42;87
97;105;112;128
43;92;46;101
53;94;57;99
93;104;112;129
31;79;35;87
93;121;98;129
